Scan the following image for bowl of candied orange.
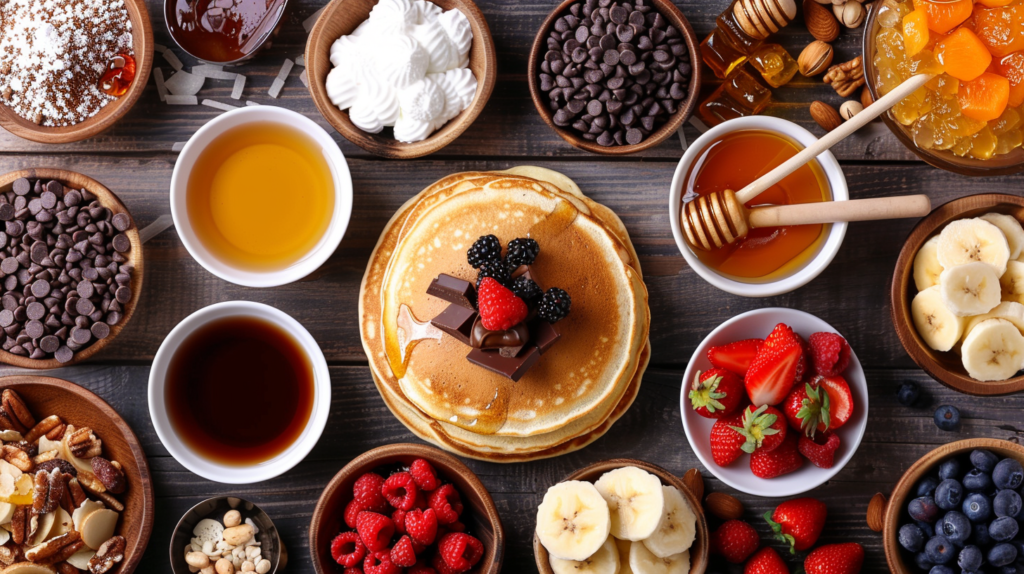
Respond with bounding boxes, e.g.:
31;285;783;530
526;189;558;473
864;0;1024;176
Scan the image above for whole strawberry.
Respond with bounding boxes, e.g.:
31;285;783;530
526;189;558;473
804;543;864;574
764;497;827;552
737;404;787;454
808;332;851;377
689;368;745;419
750;433;803;479
476;277;528;331
798;433;841;469
711;519;760;564
710;411;747;467
783;381;831;438
744;546;790;574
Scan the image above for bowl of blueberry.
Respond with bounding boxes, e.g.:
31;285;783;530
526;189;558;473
885;438;1024;574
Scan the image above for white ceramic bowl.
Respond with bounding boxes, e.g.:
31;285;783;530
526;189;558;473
679;307;868;497
170;106;353;287
148;301;331;484
668;116;849;297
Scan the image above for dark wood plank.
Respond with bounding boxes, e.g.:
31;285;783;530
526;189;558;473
0;0;918;161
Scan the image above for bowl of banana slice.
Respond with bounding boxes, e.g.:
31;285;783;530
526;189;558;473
892;193;1024;395
533;459;708;574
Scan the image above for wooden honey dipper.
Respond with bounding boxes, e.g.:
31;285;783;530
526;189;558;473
682;73;935;251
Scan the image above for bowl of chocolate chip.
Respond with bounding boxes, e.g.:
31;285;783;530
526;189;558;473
0;169;142;369
529;0;701;154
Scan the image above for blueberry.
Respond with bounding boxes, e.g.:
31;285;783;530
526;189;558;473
937;480;965;511
973;450;1001;472
990;543;1020;567
995;490;1023;518
916;551;936;571
918;520;937;537
965;469;994;492
901;523;927;552
919;476;942;498
1004;565;1023;574
940;459;962;480
991;516;1020;542
912;496;943;522
964;493;993;523
899;381;921;406
960;545;984;571
927;535;957;564
973;521;992;546
928;567;954;574
995;459;1024;490
942;511;972;545
935;405;962;431
1008;540;1024;564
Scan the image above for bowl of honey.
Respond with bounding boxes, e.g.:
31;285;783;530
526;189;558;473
148;300;332;484
170;106;353;287
864;0;1024;176
669;116;849;297
164;0;289;64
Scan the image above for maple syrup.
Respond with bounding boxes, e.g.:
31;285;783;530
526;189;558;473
165;316;315;466
682;130;830;281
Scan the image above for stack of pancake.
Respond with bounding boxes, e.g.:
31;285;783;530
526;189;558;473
359;167;650;462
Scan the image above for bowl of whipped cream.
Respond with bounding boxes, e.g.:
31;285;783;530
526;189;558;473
305;0;496;159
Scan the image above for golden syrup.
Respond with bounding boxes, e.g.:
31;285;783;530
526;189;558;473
683;129;830;281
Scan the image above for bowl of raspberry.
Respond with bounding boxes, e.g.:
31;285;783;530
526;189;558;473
679;307;869;497
309;443;504;574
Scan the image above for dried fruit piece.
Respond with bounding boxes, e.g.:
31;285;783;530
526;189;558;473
959;73;1011;122
937;28;992;81
902;10;930;57
88;459;124;495
913;0;972;34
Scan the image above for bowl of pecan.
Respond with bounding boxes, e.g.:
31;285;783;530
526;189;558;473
0;376;153;574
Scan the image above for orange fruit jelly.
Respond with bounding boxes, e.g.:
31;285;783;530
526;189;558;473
683;130;830;282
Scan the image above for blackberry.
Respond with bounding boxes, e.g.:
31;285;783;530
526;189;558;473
538;288;571;323
511;276;541;303
476;260;510;289
467;235;502;269
506;238;539;267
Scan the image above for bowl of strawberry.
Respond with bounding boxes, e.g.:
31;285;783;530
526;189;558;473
680;307;869;497
309;443;504;574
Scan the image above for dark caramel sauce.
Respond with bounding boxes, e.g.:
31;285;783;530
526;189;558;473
167;0;286;62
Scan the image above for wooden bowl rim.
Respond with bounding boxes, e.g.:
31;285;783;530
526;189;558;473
526;0;702;156
304;0;498;159
890;193;1024;395
883;438;1024;574
532;458;709;574
0;0;154;144
0;168;144;369
308;443;505;574
0;374;155;574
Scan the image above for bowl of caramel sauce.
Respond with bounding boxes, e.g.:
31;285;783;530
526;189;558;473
165;0;290;64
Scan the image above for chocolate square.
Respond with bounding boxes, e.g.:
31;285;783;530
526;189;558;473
533;321;561;355
467;345;541;382
430;304;476;345
427;274;476;309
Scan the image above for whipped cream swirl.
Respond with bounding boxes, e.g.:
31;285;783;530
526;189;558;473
325;0;477;143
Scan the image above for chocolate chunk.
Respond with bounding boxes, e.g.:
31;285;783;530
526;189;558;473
38;336;59;353
54;346;72;363
430;304;477;346
90;321;110;340
426;274;476;309
467;346;542;382
111;213;130;232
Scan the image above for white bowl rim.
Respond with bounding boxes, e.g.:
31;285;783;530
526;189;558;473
170;106;353;288
147;300;331;484
679;307;869;497
668;116;849;298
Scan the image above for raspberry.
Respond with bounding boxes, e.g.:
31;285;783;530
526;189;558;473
411;538;428;555
404;508;438;546
467;235;502;269
432;553;461;574
382;472;418;511
364;551;400;574
446;521;466;533
343;569;364;574
410;458;440;492
408;560;437;574
353;473;388;510
429;484;464;525
476;277;528;331
413;492;429;509
438;533;484;572
345;498;369;529
808;332;851;377
390;535;418;568
798;432;842;469
356;512;395;553
392;509;407;535
331;532;367;568
506;237;539;267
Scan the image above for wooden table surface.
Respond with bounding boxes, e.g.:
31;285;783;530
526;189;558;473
1;0;1019;572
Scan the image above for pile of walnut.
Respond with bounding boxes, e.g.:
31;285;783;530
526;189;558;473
0;389;128;574
183;506;270;574
801;0;872;132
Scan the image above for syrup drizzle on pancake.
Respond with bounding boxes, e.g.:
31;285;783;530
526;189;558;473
389;304;442;379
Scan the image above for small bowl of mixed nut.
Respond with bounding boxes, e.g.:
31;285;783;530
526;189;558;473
170;497;281;574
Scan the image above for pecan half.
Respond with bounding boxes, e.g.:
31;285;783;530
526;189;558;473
2;444;33;472
56;563;79;574
66;427;101;459
65;476;87;509
89;458;124;495
0;543;18;566
45;423;67;441
83;487;123;513
24;530;82;564
9;440;37;458
32;449;58;465
32;468;63;515
0;406;26;435
88;536;126;574
1;390;34;430
59;475;75;517
24;415;63;443
823;56;865;97
10;506;28;545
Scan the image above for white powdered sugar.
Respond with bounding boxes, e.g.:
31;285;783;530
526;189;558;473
0;0;134;126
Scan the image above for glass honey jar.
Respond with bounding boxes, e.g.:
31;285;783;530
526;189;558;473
700;0;797;79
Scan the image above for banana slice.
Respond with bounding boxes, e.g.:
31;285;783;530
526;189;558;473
537;481;612;561
550;536;620;574
913;285;965;351
914;235;944;291
628;541;689;574
981;213;1024;260
642;486;696;559
1001;260;1024;305
938;218;1011;276
615;538;634;574
964;302;1024;341
594;467;665;542
962;318;1024;381
940;262;1002;317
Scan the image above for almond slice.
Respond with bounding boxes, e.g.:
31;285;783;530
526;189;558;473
51;507;73;538
71;500;104;532
80;509;118;550
65;548;96;571
28;512;55;547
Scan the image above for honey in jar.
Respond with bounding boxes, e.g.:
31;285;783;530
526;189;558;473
682;130;830;281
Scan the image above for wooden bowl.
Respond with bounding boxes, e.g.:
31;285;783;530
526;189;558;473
0;169;144;369
882;438;1024;574
0;375;154;573
169;497;282;574
308;443;504;574
305;0;497;159
527;0;702;155
533;459;709;574
890;193;1024;395
0;1;153;144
